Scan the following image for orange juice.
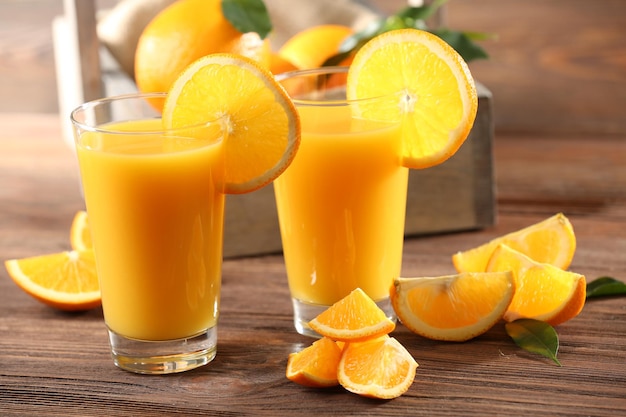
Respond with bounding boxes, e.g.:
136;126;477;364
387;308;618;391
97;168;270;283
274;105;408;306
76;119;224;341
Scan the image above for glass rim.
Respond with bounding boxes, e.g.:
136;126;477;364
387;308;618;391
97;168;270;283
70;92;225;135
276;66;404;107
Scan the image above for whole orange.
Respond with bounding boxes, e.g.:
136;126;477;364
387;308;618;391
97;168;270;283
135;0;259;101
278;24;354;70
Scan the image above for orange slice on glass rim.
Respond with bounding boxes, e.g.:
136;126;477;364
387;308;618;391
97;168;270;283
163;53;301;194
347;28;478;169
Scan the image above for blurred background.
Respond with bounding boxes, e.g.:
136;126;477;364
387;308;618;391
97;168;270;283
1;0;624;136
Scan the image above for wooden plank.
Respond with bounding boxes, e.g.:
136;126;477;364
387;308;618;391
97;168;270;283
1;114;625;416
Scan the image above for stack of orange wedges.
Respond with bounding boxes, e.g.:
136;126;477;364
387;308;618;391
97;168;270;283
392;213;587;343
286;288;418;399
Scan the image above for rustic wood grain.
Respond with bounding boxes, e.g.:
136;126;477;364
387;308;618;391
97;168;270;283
1;114;625;416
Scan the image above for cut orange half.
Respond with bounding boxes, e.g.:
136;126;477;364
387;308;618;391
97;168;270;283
163;53;301;194
70;210;92;251
337;335;418;399
308;288;395;342
391;272;515;342
347;28;478;169
486;244;586;326
5;250;101;311
453;213;576;273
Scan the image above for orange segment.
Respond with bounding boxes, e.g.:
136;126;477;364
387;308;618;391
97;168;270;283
453;213;576;273
278;24;354;69
70;210;92;251
337;335;418;399
286;337;342;387
346;28;478;169
308;288;395;342
162;53;301;194
486;244;586;326
4;250;101;311
390;272;515;342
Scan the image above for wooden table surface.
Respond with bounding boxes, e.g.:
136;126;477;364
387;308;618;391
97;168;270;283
1;113;625;416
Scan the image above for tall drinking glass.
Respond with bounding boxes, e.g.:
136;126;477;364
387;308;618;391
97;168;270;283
71;93;226;374
275;67;409;337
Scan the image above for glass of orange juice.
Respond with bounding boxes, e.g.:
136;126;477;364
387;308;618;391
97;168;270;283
275;67;409;337
70;93;226;374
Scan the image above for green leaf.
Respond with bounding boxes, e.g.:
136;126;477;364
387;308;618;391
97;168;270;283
505;319;562;366
430;28;490;62
586;276;626;298
396;0;448;22
221;0;272;39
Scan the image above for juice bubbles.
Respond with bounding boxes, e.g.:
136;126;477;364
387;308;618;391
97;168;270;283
76;118;225;341
274;68;408;337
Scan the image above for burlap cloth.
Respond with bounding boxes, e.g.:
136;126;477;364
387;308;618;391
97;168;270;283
97;0;379;78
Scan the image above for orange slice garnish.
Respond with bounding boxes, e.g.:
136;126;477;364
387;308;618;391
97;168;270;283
347;28;478;169
162;53;301;194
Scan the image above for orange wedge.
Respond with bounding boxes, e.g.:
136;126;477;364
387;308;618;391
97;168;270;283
308;288;395;342
162;53;301;194
346;28;477;169
286;337;342;387
486;244;586;326
390;272;515;342
453;213;576;273
338;335;418;399
70;210;92;251
4;250;101;311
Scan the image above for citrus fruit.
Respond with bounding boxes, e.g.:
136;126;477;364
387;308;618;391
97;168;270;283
486;244;586;326
337;335;418;399
162;53;301;194
390;272;515;342
268;52;299;75
70;210;92;251
223;31;271;69
135;0;268;109
453;213;576;273
286;337;342;387
4;250;101;311
346;28;478;169
278;24;354;70
308;288;395;342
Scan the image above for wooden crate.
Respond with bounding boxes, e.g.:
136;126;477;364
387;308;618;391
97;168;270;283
53;0;495;258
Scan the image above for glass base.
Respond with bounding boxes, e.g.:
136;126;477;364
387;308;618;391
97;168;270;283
108;326;217;374
292;296;396;338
